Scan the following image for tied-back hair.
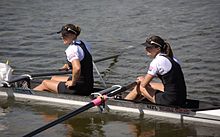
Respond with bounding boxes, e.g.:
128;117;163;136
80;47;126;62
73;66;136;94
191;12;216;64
163;41;173;59
149;35;173;59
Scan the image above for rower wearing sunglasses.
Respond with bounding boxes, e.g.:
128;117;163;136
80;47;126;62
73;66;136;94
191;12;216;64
34;24;94;95
125;35;187;107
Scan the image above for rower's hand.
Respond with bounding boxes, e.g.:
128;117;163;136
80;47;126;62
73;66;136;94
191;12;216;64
136;76;147;88
65;81;75;88
58;64;69;71
136;76;144;83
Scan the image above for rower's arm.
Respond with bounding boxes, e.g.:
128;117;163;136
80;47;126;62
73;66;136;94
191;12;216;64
59;63;69;71
71;59;81;86
140;74;154;88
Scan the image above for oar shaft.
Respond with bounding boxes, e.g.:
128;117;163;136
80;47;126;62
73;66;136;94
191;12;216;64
93;55;119;63
23;82;136;137
31;71;71;77
25;55;119;78
30;55;119;77
8;54;119;84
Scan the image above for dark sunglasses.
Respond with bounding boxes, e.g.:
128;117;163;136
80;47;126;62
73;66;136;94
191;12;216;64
145;46;154;50
62;32;72;37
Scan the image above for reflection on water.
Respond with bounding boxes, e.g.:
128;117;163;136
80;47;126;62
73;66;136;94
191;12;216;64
1;101;220;137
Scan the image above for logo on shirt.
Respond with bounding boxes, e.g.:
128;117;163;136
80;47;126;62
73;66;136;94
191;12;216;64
68;53;77;61
148;66;154;71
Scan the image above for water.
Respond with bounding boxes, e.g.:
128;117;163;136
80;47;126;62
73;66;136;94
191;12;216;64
1;101;220;137
0;0;220;136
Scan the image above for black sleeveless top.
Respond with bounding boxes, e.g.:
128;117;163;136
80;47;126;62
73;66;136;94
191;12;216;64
67;40;94;91
157;55;187;106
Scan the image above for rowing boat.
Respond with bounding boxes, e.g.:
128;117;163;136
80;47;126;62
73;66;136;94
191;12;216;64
0;85;220;126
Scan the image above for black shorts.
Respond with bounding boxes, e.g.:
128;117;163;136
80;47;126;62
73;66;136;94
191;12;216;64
57;81;92;96
155;90;177;106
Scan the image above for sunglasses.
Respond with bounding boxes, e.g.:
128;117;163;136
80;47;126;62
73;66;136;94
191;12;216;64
60;33;73;40
145;46;154;50
62;32;72;37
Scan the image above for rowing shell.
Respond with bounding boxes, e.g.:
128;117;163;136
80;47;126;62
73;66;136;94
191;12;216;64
0;87;220;125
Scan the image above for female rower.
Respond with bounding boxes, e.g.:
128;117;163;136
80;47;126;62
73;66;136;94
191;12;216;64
34;24;94;95
125;35;187;107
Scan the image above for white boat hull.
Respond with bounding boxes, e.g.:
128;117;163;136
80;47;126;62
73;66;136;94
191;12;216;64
0;88;220;125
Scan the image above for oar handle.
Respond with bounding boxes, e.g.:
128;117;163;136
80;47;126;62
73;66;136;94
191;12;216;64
91;86;120;98
90;82;137;98
31;71;71;77
107;82;137;97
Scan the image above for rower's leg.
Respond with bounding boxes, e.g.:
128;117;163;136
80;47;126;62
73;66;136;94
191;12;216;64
150;82;164;92
125;85;140;100
33;83;46;91
140;86;157;103
33;76;69;92
125;83;157;103
33;80;59;93
42;80;60;93
51;76;69;82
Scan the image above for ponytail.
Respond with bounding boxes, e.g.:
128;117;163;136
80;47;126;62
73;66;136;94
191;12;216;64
163;41;173;58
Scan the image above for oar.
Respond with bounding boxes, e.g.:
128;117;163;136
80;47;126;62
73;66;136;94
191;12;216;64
93;54;119;63
7;55;119;84
23;82;136;137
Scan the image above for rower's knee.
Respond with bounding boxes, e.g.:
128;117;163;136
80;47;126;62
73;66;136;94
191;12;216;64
125;89;138;100
42;80;50;87
51;76;57;81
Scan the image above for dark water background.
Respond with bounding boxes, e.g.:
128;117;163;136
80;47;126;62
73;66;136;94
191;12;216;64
0;0;220;136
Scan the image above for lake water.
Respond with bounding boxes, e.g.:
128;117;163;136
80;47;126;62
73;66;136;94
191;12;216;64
0;0;220;136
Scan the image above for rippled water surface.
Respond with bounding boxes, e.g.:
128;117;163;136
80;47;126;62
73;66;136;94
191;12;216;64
0;0;220;136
